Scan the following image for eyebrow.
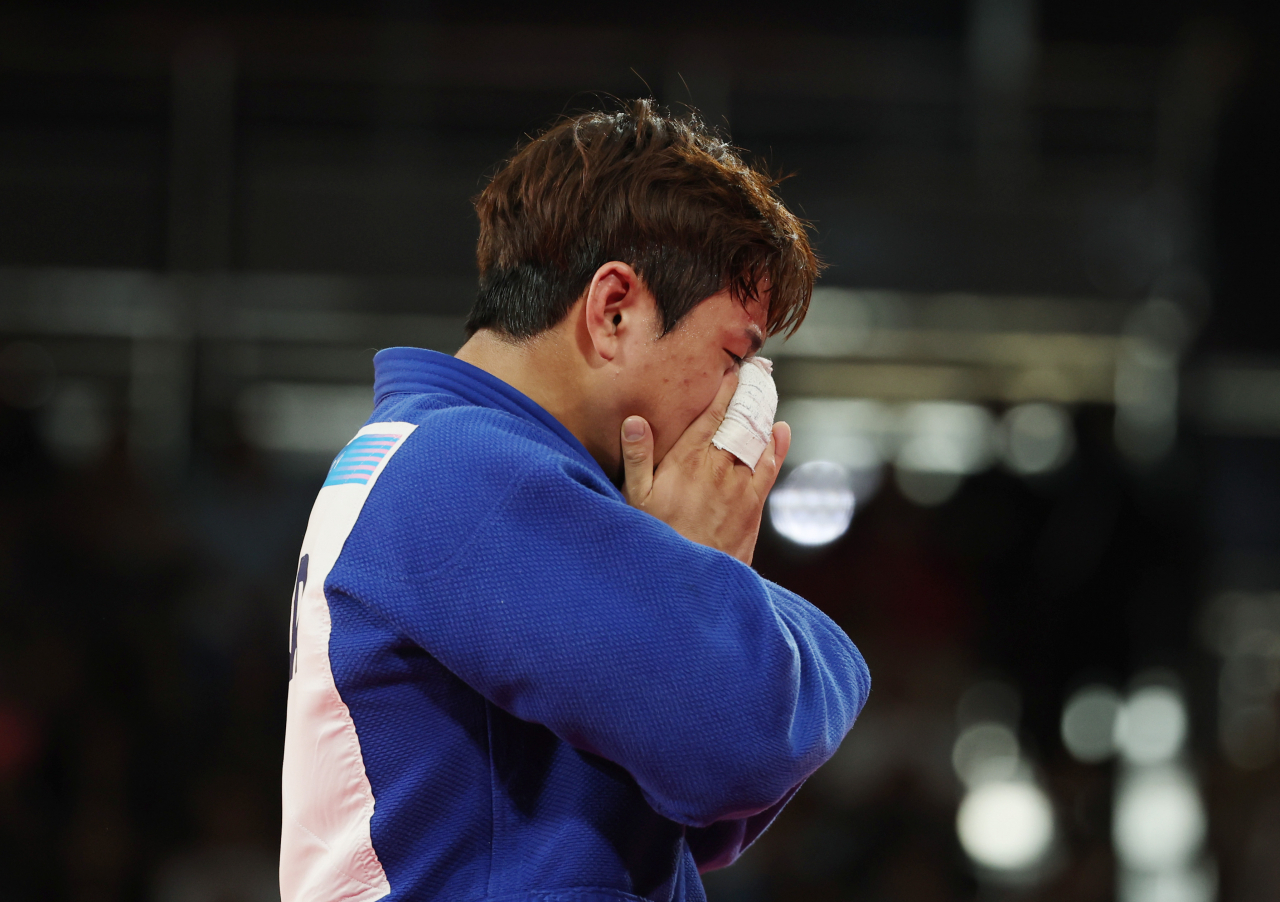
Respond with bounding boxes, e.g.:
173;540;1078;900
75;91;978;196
743;326;765;356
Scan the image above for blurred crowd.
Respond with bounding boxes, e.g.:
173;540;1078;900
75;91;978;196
0;396;304;902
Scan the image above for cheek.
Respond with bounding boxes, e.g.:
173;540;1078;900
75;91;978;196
641;341;731;456
646;361;717;440
674;358;724;420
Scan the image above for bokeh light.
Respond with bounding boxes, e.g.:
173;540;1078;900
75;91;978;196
768;461;857;547
999;403;1074;475
1116;685;1188;766
1113;766;1206;872
777;398;892;472
895;402;995;505
1119;865;1216;902
957;779;1055;872
1061;685;1122;763
952;722;1021;787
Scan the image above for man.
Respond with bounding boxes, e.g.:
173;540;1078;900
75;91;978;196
280;100;870;902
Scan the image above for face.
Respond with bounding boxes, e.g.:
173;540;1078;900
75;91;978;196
618;287;768;466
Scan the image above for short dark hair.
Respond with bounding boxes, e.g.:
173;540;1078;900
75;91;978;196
466;99;820;340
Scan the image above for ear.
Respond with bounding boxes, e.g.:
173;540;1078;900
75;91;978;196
582;261;651;363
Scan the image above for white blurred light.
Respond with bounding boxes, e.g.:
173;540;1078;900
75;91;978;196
778;398;894;471
1061;685;1122;763
952;722;1020;786
1000;403;1074;475
769;461;856;547
1116;686;1188;765
1113;766;1206;871
238;382;373;454
895;402;994;506
1119;866;1216;902
775;398;888;512
957;779;1055;872
896;402;995;475
781;399;1002;507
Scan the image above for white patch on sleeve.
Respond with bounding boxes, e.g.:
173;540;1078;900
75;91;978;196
280;422;417;902
711;357;777;470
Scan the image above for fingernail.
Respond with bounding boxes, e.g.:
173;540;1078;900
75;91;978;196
623;417;645;441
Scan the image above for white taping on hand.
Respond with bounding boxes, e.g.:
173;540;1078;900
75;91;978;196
711;357;777;470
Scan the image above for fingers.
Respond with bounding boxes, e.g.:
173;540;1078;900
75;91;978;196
751;420;791;493
620;415;654;506
674;368;740;456
773;421;792;467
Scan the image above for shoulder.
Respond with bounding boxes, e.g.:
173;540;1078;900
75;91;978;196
393;401;589;488
340;397;617;572
364;391;571;472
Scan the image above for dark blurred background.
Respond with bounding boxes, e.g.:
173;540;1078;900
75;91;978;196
1;1;1278;900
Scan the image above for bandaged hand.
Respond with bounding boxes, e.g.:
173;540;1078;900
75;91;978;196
619;367;791;565
711;357;777;470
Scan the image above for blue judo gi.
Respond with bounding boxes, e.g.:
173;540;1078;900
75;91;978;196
279;347;870;902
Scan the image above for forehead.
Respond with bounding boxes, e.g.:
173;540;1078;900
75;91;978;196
667;291;767;358
724;293;770;349
696;287;769;332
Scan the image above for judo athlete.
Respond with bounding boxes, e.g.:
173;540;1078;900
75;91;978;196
280;100;871;902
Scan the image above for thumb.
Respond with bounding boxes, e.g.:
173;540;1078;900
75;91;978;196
620;415;654;506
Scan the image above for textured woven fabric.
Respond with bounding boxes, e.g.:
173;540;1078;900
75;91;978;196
311;347;870;902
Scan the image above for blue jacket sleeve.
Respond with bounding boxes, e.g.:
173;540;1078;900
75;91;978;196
686;784;801;871
334;431;870;829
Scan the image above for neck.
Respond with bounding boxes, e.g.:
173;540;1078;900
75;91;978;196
455;327;618;478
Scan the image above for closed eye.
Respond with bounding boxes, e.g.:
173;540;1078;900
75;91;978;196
726;351;744;365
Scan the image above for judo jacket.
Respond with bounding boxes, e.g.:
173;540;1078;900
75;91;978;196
280;346;871;902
